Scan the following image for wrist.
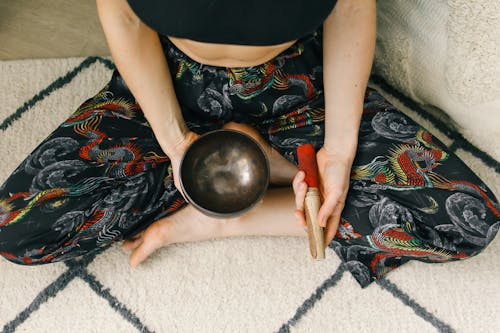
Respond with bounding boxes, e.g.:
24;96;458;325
321;139;358;163
324;122;360;159
162;130;198;161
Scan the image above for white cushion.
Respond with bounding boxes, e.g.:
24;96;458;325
373;0;500;160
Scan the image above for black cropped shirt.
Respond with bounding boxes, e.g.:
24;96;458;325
127;0;337;45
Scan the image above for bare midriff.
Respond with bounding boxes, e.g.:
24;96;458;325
167;36;297;67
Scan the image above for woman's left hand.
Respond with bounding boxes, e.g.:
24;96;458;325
292;147;353;248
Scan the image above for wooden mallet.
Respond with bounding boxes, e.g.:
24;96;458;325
297;144;325;260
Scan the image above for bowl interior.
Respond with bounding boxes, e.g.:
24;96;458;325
180;130;269;217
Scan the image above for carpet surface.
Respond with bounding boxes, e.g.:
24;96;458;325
0;57;499;333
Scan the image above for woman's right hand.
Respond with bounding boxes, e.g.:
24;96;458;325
163;130;200;196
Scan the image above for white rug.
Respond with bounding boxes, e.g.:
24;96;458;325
0;58;499;333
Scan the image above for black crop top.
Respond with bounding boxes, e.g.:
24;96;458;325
127;0;337;45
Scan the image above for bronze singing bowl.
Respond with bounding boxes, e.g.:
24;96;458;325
179;129;270;218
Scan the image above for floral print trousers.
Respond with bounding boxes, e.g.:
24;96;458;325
1;29;498;287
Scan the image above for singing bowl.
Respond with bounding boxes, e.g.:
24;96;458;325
179;129;270;218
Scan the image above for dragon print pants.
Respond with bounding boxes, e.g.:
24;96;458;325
0;29;499;288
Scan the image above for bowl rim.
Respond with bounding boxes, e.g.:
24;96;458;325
179;129;270;218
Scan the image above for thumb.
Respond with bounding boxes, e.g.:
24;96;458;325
171;160;189;202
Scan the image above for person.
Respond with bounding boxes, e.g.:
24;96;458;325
0;0;498;288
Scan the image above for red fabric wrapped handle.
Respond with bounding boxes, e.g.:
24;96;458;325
297;144;319;189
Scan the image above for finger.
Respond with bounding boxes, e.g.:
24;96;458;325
171;160;189;202
124;230;144;240
323;214;341;249
129;236;161;268
122;237;143;251
129;230;145;239
322;201;344;231
295;183;308;211
317;193;340;227
174;177;189;202
121;230;145;248
324;202;344;246
292;170;305;194
292;171;307;211
294;209;307;228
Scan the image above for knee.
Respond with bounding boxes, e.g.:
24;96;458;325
0;203;22;264
0;221;64;266
222;122;269;151
222;121;252;133
222;121;266;141
0;234;80;266
0;230;42;265
0;206;38;265
0;240;32;265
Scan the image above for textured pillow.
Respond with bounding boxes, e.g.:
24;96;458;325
373;0;500;160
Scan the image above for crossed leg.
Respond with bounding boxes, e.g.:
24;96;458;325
122;122;309;267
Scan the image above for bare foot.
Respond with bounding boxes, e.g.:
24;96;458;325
122;204;235;267
222;122;298;185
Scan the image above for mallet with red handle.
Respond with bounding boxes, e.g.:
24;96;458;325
297;144;325;260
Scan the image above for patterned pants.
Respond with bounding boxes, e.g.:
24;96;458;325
0;29;498;287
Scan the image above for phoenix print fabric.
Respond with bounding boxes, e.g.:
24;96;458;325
0;29;498;287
